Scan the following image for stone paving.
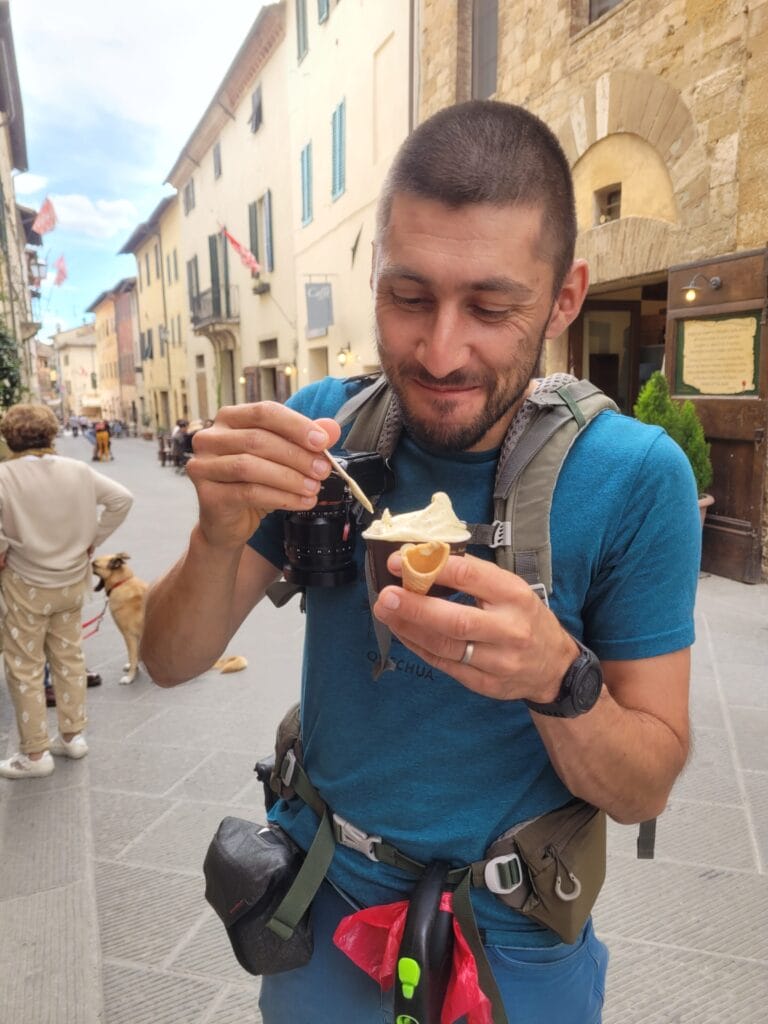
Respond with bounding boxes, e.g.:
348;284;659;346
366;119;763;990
0;432;766;1023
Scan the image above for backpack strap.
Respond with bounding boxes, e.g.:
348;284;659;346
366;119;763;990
341;373;400;460
484;380;618;597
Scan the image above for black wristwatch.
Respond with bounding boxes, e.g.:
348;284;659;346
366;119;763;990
525;638;603;718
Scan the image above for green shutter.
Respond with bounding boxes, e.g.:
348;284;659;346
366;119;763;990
332;100;345;199
248;201;259;263
264;190;274;272
296;0;308;60
301;143;313;224
209;234;221;317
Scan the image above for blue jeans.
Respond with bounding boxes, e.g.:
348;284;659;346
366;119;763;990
259;882;608;1024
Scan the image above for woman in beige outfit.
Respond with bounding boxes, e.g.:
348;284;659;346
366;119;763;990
0;405;133;779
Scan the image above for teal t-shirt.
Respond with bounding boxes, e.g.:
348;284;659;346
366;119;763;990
249;376;700;943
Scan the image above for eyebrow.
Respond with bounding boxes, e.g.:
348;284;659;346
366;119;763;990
378;264;536;301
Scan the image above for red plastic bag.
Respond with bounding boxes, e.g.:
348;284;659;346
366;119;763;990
333;893;493;1024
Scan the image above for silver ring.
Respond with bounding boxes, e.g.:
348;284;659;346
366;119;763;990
460;641;475;666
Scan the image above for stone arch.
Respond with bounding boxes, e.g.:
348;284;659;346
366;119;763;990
556;69;708;283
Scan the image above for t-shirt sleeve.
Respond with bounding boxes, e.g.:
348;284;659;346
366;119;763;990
582;431;701;661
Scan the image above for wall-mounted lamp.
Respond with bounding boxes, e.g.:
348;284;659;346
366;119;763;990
284;363;296;377
337;344;352;367
238;374;246;385
683;273;722;303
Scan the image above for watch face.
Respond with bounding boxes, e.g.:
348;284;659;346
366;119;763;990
572;665;603;713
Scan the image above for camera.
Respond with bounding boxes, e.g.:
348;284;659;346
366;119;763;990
282;450;393;587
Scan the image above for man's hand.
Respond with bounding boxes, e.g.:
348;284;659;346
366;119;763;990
186;402;341;550
372;552;578;702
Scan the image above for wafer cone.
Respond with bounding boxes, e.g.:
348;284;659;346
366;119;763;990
400;541;451;595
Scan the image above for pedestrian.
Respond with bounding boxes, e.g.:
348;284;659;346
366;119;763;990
170;418;188;468
94;418;112;461
0;403;133;779
140;101;700;1023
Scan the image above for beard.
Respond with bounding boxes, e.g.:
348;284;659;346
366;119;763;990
375;325;547;453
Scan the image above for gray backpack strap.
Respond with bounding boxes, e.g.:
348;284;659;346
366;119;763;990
339;375;401;460
492;381;617;596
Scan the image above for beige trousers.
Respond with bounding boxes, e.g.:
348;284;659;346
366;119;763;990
1;569;89;754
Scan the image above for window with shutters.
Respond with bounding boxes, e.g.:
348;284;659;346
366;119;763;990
318;0;329;22
183;178;196;214
250;85;263;133
213;141;222;179
296;0;308;61
248;194;275;272
301;142;313;225
331;99;346;200
589;0;622;21
186;256;200;315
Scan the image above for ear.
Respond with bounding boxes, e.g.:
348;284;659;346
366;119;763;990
116;552;131;562
545;259;589;339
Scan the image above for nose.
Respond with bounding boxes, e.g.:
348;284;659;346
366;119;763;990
416;303;470;380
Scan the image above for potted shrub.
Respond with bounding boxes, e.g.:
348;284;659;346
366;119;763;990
634;371;714;525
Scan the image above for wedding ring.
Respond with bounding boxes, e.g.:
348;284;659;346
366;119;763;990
460;641;475;666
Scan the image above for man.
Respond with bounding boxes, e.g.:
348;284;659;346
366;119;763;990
0;403;133;778
141;102;700;1023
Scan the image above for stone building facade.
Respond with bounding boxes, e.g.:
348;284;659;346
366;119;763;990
418;0;768;581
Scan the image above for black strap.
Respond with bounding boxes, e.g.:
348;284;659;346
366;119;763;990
636;819;657;859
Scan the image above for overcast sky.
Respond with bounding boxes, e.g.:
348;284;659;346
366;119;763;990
9;0;265;340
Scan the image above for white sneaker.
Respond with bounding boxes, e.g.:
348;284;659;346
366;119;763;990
0;750;55;779
49;733;89;759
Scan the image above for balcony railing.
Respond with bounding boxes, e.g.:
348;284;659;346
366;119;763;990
190;285;240;327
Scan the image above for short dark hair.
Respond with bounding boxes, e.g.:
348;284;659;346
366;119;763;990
1;403;59;451
376;100;576;294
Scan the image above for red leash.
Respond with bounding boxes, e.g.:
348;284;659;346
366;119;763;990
81;579;128;639
82;599;109;639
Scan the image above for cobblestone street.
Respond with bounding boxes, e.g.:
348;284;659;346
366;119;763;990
1;432;767;1023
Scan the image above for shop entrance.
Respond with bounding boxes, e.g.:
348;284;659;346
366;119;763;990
569;281;668;415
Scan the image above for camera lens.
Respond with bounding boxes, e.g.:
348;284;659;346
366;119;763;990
281;450;393;588
283;474;357;587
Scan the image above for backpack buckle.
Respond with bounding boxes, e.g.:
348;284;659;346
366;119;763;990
279;749;298;788
529;582;550;607
483;852;524;895
333;813;382;861
489;520;511;548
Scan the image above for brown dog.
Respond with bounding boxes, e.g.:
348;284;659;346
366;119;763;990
92;553;148;684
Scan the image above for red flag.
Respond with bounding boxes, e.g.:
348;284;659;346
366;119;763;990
53;255;67;286
32;197;57;235
221;227;261;274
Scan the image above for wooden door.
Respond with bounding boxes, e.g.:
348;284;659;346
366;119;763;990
667;250;767;583
569;300;641;414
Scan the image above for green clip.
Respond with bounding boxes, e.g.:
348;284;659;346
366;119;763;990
397;956;421;1000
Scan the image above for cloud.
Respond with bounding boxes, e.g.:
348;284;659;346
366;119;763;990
12;1;263;142
13;172;48;196
50;194;140;240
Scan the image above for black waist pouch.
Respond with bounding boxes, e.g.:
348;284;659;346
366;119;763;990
203;816;313;976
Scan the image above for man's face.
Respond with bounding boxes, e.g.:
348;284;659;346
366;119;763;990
373;194;569;453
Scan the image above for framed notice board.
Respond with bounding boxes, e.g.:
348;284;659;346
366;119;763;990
675;313;760;396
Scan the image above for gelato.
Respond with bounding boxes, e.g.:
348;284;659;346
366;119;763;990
362;492;470;544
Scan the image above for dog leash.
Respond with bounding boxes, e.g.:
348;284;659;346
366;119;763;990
82;599;109;640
